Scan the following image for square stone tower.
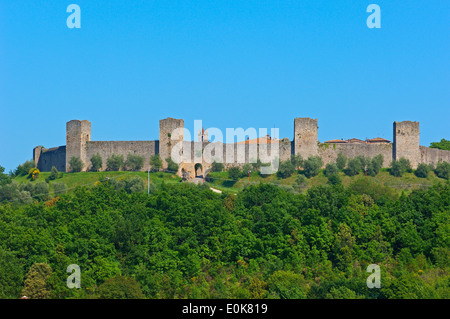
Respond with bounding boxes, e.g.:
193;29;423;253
294;118;318;159
66;120;91;172
159;117;184;169
393;121;420;168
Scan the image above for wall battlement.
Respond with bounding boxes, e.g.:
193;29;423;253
33;117;450;177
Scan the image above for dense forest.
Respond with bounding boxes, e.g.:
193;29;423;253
0;175;449;299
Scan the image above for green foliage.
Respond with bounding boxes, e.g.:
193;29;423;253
415;163;432;178
251;159;262;171
324;163;339;177
277;160;295;179
430;138;450;151
327;174;341;185
228;166;242;180
336;153;347;170
0;165;11;186
107;154;124;171
90;153;103;172
211;161;224;172
390;158;412;177
0;178;449;299
303;156;323;178
69;156;83;173
125;154;144;171
46;166;61;183
434;161;450;180
96;276;145;299
150;154;162;172
291;154;304;169
294;174;308;190
22;263;52;299
166;157;179;173
367;155;384;177
52;182;67;195
345;158;362;176
13;160;36;177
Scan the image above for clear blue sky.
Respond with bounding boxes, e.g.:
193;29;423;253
1;1;449;172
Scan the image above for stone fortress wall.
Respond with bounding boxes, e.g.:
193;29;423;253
33;117;450;179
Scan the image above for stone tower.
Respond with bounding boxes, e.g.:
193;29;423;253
66;120;91;172
393;121;420;168
159;117;184;169
198;127;208;142
294;118;318;159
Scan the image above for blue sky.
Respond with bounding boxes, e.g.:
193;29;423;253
1;1;449;172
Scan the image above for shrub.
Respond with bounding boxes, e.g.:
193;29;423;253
294;174;308;190
291;155;304;169
434;161;450;180
125;154;144;171
367;155;384;177
228;167;242;180
96;276;144;299
211;161;224;172
345;158;362;176
327;174;342;185
124;177;145;193
28;168;40;181
0;166;11;186
107;154;124;171
251;159;262;171
278;160;295;179
242;163;253;175
69;156;83;173
149;154;162;172
33;182;49;201
166;157;179;173
46;166;59;183
390;158;412;177
336;153;347;170
415;163;431;178
324;163;339;177
52;182;67;195
303;156;323;178
90;153;103;172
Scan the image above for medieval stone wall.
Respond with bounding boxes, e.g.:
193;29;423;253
34;146;66;172
393;121;420;168
420;146;450;166
159;118;184;169
318;143;393;167
85;141;158;171
66;120;91;172
294;118;318;159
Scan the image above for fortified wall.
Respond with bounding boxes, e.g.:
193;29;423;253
33;117;450;178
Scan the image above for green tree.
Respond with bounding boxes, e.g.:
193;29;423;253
278;160;295;179
96;276;145;299
90;153;103;172
0;165;11;186
415;163;431;178
21;263;53;299
324;163;339;177
434;161;450;179
150;154;162;172
367;155;383;176
0;248;24;299
13;160;36;177
267;271;308;299
336;153;347;170
291;154;304;169
166;157;179;173
125;154;144;171
69;156;83;173
303;156;323;178
390;158;412;177
430;138;450;151
107;154;124;171
52;182;67;195
211;161;224;172
228;167;242;180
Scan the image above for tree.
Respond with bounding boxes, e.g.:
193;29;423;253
291;154;304;169
324;163;339;177
107;154;124;171
46;166;59;183
278;160;295;179
0;248;24;298
228;167;242;180
211;161;224;172
336;153;347;170
345;158;363;176
53;182;67;195
13;160;36;177
28;168;40;181
434;161;450;180
166;157;179;173
327;174;341;185
303;156;323;178
90;153;103;172
150;154;162;172
390;158;412;177
69;156;83;172
415;163;431;178
430;138;450;151
125;154;144;171
367;155;383;176
96;276;144;299
0;165;11;186
21;263;52;299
